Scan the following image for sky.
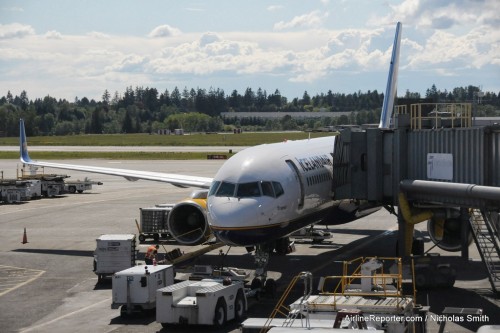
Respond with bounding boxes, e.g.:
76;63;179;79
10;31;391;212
0;0;499;102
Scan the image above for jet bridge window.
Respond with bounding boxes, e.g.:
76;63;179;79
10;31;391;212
237;182;261;197
215;181;236;197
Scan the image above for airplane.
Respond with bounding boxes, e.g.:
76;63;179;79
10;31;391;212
19;22;409;285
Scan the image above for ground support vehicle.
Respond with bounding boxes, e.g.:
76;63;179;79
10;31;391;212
156;278;247;328
291;226;332;243
64;177;103;193
137;204;173;242
20;174;67;197
93;234;137;283
24;179;41;199
189;265;249;282
0;179;26;203
112;264;174;317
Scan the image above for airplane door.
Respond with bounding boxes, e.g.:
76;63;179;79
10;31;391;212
286;160;304;209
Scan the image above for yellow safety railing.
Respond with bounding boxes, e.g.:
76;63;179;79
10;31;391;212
408;103;472;129
318;257;414;310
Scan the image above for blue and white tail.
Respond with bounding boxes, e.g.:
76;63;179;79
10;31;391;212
19;119;32;163
378;22;402;129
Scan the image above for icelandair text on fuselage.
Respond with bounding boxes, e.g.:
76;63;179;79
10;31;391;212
344;314;490;323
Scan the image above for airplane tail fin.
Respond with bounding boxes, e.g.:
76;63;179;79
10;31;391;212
20;119;32;163
378;22;402;129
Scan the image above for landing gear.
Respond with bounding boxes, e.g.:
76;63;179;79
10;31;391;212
250;238;293;298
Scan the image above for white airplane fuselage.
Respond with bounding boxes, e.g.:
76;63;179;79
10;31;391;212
207;136;336;246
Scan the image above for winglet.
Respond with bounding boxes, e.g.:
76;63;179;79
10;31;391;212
19;119;32;163
379;22;402;129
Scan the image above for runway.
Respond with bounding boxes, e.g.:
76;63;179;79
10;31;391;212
0;159;498;333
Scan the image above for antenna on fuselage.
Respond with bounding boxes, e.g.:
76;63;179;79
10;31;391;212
378;22;402;129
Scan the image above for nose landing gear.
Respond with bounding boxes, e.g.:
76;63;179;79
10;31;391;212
250;237;295;298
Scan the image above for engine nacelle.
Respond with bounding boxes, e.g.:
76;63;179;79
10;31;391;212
167;191;212;245
427;210;472;252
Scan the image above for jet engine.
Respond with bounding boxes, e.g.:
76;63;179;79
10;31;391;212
427;209;472;252
166;190;212;245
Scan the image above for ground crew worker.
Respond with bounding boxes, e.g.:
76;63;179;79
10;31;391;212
145;244;159;265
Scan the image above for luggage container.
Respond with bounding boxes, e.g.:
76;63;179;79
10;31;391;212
93;234;137;283
112;264;175;317
138;205;173;242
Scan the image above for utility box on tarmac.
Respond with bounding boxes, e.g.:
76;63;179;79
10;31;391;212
156;278;247;327
93;234;137;283
112;264;174;316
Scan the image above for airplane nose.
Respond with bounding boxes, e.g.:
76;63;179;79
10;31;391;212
209;198;259;227
208;197;264;246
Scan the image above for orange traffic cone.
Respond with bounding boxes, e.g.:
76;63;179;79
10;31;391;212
22;228;28;244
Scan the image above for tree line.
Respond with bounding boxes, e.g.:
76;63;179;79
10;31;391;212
0;84;498;136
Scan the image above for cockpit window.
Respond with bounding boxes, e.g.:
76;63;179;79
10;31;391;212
208;181;221;197
211;180;284;198
260;181;274;197
216;181;236;197
273;182;284;197
236;182;261;197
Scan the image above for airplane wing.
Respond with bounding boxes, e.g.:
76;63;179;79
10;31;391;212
19;119;213;189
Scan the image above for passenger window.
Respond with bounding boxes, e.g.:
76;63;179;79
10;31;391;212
260;181;275;197
237;182;261;197
216;182;236;197
272;182;284;197
208;181;221;196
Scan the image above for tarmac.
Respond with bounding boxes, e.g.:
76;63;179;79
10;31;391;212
0;159;498;333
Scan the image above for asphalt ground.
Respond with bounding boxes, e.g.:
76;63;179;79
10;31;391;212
0;159;498;333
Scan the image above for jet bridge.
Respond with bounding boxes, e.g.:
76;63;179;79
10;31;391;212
331;102;500;293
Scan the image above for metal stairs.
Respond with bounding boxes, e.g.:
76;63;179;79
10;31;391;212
260;272;312;333
469;209;500;294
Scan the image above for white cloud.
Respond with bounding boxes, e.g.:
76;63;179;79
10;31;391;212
406;27;500;70
0;23;35;39
380;0;499;30
199;32;221;47
106;54;147;72
1;0;498;101
86;31;111;39
44;30;63;39
274;11;329;31
148;24;181;38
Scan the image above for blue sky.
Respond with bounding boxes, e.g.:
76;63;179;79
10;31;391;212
1;0;498;101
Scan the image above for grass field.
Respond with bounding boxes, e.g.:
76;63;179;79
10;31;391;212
0;131;336;159
0;131;332;146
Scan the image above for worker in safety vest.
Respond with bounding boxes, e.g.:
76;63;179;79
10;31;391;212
145;244;159;265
